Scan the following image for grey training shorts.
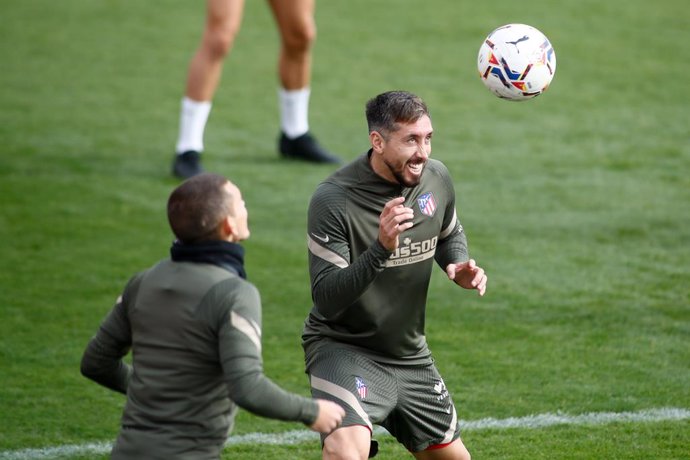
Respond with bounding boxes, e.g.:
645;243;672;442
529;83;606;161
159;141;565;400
306;343;461;452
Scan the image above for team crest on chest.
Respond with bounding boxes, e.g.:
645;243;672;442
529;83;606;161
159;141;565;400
417;192;437;217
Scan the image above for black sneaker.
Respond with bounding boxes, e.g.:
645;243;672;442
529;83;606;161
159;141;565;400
279;132;342;164
172;151;203;179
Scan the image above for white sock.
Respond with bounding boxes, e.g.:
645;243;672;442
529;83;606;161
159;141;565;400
279;88;310;139
176;97;212;154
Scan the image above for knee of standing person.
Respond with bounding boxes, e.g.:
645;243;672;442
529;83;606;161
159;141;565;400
281;18;316;55
203;23;240;59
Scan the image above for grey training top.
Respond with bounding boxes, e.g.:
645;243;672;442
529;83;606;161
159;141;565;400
82;259;318;459
303;151;468;366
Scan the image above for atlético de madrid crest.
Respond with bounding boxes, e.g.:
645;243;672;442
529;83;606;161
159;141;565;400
355;376;368;399
417;192;437;217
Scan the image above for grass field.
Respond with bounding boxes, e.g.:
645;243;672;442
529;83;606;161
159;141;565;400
1;0;688;458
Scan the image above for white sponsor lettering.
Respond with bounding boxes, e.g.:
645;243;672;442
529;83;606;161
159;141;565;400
386;236;437;267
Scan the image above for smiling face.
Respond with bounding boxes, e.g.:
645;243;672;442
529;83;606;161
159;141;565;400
369;114;433;187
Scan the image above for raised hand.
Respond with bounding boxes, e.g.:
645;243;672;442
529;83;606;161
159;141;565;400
446;259;488;296
378;196;414;251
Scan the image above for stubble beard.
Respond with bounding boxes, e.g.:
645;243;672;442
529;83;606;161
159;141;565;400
385;158;424;188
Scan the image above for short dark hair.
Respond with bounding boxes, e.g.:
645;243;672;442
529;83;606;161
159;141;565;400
365;91;430;138
167;173;233;244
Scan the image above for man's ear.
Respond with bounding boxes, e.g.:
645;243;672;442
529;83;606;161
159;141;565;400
370;131;385;154
221;215;237;241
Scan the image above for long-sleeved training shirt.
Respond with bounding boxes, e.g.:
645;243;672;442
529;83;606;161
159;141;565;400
303;152;469;366
82;256;318;459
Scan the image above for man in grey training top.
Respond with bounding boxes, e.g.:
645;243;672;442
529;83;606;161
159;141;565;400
81;173;344;459
303;91;488;459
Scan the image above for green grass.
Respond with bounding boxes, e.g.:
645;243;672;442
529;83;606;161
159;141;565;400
1;0;688;458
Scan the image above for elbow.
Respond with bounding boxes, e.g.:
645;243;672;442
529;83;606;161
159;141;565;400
80;348;104;382
80;355;96;381
313;292;355;321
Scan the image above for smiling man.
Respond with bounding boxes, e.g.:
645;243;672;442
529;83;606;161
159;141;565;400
302;91;488;459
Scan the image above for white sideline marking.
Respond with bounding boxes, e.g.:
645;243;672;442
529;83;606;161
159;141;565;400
1;407;688;459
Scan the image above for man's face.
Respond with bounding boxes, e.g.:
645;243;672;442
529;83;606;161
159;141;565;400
373;115;433;187
225;182;250;241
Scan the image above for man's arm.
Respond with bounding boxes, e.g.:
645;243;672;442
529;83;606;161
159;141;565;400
435;217;487;296
306;183;396;319
80;294;133;394
219;282;320;425
434;214;469;269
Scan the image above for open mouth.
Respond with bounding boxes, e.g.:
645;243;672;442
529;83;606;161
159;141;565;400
408;162;424;175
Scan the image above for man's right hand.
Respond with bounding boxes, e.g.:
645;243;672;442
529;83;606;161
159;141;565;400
378;196;415;251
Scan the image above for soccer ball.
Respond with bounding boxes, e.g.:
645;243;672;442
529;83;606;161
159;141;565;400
477;23;556;101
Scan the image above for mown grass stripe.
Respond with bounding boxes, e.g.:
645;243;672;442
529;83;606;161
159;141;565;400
2;407;687;459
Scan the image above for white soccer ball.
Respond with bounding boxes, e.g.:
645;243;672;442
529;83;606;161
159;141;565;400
477;23;556;101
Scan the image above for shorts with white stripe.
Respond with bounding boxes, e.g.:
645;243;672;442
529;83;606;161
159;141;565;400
307;345;460;452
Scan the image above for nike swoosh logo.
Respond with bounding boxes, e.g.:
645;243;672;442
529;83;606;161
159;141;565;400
312;233;329;243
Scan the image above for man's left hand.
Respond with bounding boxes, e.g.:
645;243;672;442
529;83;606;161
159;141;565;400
446;259;487;296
